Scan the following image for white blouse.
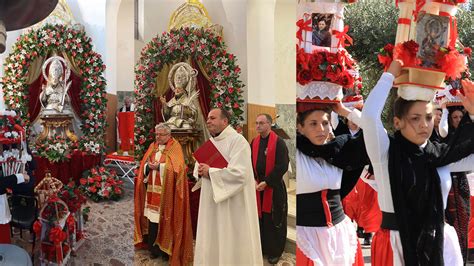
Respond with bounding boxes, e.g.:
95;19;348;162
361;73;474;212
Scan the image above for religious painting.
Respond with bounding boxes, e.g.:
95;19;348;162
416;13;449;67
311;13;333;48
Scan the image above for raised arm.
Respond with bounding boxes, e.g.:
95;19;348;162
360;62;400;165
439;107;449;138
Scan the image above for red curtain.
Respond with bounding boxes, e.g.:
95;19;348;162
33;151;101;185
28;62;83;122
153;59;212;124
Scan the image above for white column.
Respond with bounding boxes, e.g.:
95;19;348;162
247;0;276;107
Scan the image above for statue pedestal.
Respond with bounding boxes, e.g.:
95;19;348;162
172;128;202;169
36;113;78;144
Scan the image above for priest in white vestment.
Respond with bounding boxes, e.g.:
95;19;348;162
193;108;263;265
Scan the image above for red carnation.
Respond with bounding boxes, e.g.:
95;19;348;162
297;69;312;85
326;65;341;82
33;220;42;236
464;47;472;58
311;67;324;80
326;53;339;65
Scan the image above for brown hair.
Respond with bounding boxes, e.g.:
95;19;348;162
297;108;331;126
393;97;429;119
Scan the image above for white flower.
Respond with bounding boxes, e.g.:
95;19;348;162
4;132;11;138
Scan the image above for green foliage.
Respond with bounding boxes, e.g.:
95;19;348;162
345;0;398;129
345;1;473;131
457;8;474;71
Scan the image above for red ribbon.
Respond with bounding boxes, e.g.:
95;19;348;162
332;26;353;48
398;18;411;25
49;227;67;263
296;19;312;43
439;11;457;49
413;0;426;21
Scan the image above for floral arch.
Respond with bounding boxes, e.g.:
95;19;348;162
1;24;107;155
134;27;245;159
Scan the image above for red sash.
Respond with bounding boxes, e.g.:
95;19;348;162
252;131;277;218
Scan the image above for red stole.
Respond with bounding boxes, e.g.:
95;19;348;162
252;131;277;218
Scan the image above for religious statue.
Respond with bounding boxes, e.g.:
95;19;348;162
160;62;199;129
39;56;71;113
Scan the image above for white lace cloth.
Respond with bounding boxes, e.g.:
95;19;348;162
297;81;343;101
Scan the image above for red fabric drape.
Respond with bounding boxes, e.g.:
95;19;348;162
191;59;211;118
33;151;100;185
118;112;135;151
28;61;82;122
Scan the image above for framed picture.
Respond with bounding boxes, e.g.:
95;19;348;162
311;13;333;48
416;13;449;67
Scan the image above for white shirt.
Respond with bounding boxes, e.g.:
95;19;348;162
361;73;474;212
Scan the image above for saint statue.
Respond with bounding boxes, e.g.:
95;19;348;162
160;62;199;129
39;56;71;113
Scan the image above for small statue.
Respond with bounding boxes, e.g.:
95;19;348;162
40;56;71;113
160;62;199;129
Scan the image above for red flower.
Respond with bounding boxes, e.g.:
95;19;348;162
33;220;42;236
326;65;341;82
339;71;356;89
88;186;97;193
311;67;324;80
49;226;67;243
383;43;394;53
309;53;324;68
297;69;312;85
103;189;110;198
463;47;472;58
326;53;339;65
114;187;122;194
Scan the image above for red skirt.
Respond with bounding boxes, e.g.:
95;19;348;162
371;229;393;266
469;196;474;249
343;179;382;232
0;223;11;244
296;240;364;266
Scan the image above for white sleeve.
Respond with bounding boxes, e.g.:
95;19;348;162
208;138;250;203
439;108;449;138
361;73;394;165
361;175;378;191
15;174;25;184
447;154;474;172
347;109;362;128
331;111;339;131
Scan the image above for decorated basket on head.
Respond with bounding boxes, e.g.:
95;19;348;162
297;0;361;112
0;110;32;177
377;0;470;102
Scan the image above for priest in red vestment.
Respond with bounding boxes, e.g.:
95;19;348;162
134;123;193;265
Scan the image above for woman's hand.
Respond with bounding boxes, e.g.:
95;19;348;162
460;79;474;116
333;101;351;117
387;59;403;78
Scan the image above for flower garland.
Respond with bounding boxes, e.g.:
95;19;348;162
79;166;124;202
134;27;245;160
36;135;78;163
377;40;471;80
1;24;107;155
296;45;362;91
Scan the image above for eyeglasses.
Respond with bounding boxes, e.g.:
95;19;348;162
156;133;170;136
255;122;269;126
